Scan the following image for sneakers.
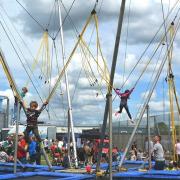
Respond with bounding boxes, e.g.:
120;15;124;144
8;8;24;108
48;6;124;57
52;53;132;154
115;111;120;116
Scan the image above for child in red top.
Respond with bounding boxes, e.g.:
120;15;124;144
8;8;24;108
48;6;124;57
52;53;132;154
114;87;134;123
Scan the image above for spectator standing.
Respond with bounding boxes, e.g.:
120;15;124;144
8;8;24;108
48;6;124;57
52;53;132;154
152;135;165;170
43;137;49;152
175;139;180;167
58;138;63;149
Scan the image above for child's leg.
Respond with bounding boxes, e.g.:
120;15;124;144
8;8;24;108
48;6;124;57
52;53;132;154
119;104;123;113
24;126;32;143
115;105;123;116
124;104;132;119
32;126;42;142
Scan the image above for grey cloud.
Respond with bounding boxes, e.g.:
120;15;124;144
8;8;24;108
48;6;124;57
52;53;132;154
14;0;179;45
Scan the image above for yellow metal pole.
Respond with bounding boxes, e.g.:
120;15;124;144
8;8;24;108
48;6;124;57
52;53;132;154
0;50;22;102
167;23;176;162
168;78;176;161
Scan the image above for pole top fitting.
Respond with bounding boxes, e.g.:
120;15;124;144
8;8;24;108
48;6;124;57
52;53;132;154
91;9;96;15
169;73;174;79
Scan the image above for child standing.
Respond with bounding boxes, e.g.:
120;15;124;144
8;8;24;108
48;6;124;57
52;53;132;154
21;100;48;143
114;87;134;123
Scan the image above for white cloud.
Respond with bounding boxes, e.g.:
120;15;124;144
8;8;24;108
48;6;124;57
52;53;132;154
0;89;14;106
149;100;169;112
1;0;180;126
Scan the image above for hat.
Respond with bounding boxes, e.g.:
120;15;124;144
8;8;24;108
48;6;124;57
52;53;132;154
18;132;24;136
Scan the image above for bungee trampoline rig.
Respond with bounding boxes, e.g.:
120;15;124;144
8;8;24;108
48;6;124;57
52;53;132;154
1;0;180;180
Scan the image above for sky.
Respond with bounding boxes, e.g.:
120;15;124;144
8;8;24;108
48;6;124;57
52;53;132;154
0;0;180;126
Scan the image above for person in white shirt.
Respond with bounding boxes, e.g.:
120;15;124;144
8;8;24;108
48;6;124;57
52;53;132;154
130;150;137;161
175;139;180;167
152;135;165;170
58;139;64;149
43;138;49;152
0;147;9;162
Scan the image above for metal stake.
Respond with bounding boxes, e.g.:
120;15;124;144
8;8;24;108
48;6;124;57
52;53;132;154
146;105;151;169
14;102;20;174
96;0;126;171
57;0;78;168
109;94;112;180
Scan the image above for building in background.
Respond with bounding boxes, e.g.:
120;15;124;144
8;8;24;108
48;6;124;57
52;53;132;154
0;96;9;140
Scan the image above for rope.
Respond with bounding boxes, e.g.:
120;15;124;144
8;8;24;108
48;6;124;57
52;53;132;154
80;45;105;99
60;0;106;98
0;6;59;121
46;10;110;103
46;13;93;103
94;14;110;86
87;0;104;46
80;45;97;86
0;21;44;102
131;14;180;141
113;22;176;102
80;37;111;89
113;0;180;96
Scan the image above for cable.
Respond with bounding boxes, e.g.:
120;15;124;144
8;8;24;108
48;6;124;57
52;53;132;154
15;0;50;35
71;67;83;103
161;0;170;66
119;0;180;90
46;0;56;29
60;0;106;98
0;21;43;101
0;19;59;120
113;0;180;102
122;0;132;90
54;0;77;40
135;12;180;127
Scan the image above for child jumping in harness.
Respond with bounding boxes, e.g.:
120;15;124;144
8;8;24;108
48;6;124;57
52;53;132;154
114;87;134;123
21;100;48;143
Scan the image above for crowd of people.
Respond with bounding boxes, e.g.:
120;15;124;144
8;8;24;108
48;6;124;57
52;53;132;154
0;132;180;171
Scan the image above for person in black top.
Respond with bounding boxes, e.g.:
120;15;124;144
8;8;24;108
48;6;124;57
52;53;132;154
22;100;48;143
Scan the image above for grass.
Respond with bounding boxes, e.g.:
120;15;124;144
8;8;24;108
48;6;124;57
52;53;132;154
41;152;53;165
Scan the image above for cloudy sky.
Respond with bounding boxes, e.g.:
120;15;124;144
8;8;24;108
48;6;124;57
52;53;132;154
0;0;180;126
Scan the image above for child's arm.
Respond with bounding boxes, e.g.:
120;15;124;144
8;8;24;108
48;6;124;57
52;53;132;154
19;100;28;115
128;87;135;95
122;87;135;97
39;101;48;112
114;88;123;96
